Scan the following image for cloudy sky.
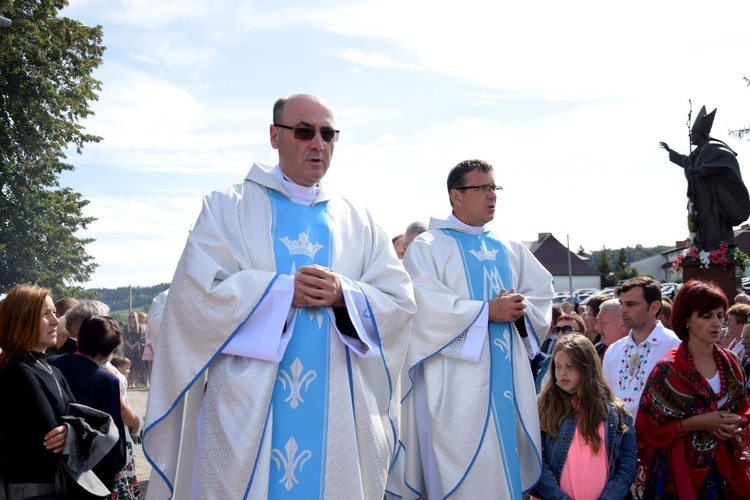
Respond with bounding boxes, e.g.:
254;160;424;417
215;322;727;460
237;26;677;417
56;0;750;289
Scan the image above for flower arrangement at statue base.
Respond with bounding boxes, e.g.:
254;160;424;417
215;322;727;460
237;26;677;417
671;240;749;272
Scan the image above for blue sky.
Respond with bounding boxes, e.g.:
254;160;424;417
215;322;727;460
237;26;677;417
57;0;750;288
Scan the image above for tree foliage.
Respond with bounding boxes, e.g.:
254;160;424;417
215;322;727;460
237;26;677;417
92;283;170;314
596;247;615;286
0;0;105;297
588;245;670;285
614;247;638;281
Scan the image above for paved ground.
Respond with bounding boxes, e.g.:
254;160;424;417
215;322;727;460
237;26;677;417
128;388;152;496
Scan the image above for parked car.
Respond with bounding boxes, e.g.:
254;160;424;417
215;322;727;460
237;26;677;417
552;292;571;305
573;288;599;300
580;288;617;304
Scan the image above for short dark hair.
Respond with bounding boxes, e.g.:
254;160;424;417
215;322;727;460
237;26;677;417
272;97;287;125
585;295;609;317
615;276;662;314
54;297;79;318
77;316;122;357
671;280;728;342
447;159;493;193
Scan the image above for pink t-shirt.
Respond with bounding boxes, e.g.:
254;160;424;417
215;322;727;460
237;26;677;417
559;421;609;499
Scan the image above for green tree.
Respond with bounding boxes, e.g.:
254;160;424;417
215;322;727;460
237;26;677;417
615;247;638;281
597;246;615;286
0;0;104;297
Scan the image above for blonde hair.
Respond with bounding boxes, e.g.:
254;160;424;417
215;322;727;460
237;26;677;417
538;334;629;453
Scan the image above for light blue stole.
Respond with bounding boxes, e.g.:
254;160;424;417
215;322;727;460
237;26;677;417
268;190;332;499
443;229;521;498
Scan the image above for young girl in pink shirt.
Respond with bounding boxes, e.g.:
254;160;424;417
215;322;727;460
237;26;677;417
531;334;636;499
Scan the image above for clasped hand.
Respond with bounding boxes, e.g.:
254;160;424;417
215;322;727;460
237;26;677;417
488;288;526;323
704;411;744;441
293;265;345;308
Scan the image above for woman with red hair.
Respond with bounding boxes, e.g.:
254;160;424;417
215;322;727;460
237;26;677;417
636;280;750;497
0;284;73;497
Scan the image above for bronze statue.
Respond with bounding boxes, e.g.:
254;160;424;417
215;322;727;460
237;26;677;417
660;106;750;250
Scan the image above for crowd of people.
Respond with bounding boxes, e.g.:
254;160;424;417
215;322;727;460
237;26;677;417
0;288;161;499
519;277;750;498
2;92;750;499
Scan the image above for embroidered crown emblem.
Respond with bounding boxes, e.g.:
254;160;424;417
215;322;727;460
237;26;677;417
280;232;324;258
469;242;497;262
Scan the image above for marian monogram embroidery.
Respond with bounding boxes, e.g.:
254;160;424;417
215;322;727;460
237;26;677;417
280;232;324;258
483;266;504;300
271;436;312;491
277;358;317;409
470;242;498;262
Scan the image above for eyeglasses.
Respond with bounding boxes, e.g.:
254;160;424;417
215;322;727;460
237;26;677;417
454;185;502;194
274;123;340;143
552;325;579;335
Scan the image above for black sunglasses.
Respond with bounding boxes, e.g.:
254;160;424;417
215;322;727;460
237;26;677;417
274;123;340;143
552;325;579;335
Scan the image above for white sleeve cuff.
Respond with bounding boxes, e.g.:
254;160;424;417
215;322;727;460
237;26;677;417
221;275;295;362
327;275;382;359
441;303;486;363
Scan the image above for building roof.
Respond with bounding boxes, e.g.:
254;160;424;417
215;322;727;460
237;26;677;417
525;233;601;276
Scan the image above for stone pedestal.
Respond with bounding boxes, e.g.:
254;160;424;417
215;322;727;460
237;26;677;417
681;261;743;303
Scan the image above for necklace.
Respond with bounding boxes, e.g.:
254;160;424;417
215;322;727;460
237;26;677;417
689;347;727;399
34;357;53;375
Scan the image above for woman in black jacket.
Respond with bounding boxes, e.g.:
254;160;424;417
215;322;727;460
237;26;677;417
0;284;74;498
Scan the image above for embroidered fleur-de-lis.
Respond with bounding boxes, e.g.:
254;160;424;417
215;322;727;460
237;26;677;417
271;436;313;491
277;358;317;409
493;331;511;360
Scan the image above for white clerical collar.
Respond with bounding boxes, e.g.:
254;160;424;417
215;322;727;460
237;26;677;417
448;213;486;235
273;165;320;206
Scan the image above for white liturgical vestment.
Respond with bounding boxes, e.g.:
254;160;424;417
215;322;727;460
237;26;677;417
387;216;553;499
143;163;415;499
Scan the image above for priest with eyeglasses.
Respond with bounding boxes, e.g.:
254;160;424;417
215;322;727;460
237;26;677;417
387;159;553;499
143;93;415;499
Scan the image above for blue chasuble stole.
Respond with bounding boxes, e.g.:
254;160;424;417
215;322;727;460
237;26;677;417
443;229;521;497
268;190;332;499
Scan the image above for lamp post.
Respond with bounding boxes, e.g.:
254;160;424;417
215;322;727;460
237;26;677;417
0;15;11;27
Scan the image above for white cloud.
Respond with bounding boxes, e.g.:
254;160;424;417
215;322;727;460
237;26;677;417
338;49;413;69
56;0;750;288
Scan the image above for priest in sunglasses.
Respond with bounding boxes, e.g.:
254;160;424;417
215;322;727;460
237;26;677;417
143;93;415;499
388;159;554;499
